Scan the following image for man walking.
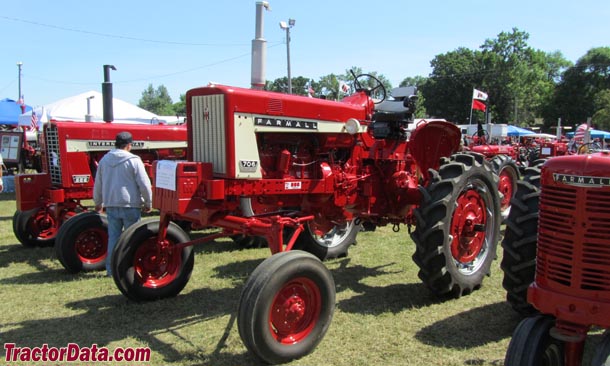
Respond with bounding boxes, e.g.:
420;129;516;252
93;131;152;277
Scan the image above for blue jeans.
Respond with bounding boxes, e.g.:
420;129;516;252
106;207;142;276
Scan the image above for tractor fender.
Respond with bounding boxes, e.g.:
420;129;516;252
409;121;462;174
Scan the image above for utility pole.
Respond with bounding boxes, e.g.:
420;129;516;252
17;62;24;112
279;19;295;94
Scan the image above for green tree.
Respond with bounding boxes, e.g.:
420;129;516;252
138;84;175;115
265;76;318;96
549;47;610;127
173;94;186;116
592;89;610;131
480;28;569;126
421;47;484;123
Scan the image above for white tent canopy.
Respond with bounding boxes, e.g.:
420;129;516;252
18;91;163;129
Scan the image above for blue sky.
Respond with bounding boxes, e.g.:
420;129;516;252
1;0;609;108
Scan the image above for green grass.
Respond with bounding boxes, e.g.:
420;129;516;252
0;193;600;365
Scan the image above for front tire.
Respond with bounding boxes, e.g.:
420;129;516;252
112;218;194;301
238;251;335;364
411;152;501;298
13;208;58;247
504;315;565;366
592;331;610;366
55;212;108;273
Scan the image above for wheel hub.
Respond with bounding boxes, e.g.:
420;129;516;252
451;189;487;264
270;278;321;344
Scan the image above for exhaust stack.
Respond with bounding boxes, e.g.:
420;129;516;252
102;65;116;122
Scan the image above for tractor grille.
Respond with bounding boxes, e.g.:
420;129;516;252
191;94;226;175
537;183;610;294
45;125;63;185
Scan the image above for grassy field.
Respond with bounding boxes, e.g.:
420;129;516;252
0;192;601;365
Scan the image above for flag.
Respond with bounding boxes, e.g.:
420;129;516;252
305;79;315;98
472;99;486;111
339;81;350;94
574;123;589;141
471;89;488;111
30;111;38;131
473;89;488;101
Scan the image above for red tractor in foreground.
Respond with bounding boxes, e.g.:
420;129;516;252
503;153;610;365
14;120;187;272
111;75;502;364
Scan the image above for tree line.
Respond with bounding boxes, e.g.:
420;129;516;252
139;28;610;132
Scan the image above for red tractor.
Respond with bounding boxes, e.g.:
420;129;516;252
13;120;187;272
111;75;502;364
502;153;610;365
463;126;521;219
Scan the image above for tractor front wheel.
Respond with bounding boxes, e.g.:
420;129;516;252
592;330;610;366
238;251;335;364
13;208;59;247
55;212;108;273
112;218;194;301
504;315;565;366
411;152;501;298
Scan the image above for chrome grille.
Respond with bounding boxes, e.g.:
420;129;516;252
191;94;226;175
45;125;62;185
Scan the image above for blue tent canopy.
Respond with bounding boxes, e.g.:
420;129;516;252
0;98;33;125
566;129;610;139
507;125;535;137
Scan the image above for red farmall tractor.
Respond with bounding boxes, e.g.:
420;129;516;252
111;75;502;364
13;120;187;272
462;124;521;219
502;153;610;365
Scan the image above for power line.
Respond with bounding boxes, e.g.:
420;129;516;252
0;15;252;47
22;42;284;86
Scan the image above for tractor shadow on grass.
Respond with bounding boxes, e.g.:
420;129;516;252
0;282;265;365
415;301;520;348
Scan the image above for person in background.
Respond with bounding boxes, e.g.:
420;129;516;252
93;132;152;277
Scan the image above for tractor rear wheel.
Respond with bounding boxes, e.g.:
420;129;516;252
238;251;335;364
501;162;544;316
411;152;501;298
294;219;360;261
112;218;194;301
55;212;108;273
504;315;565;366
490;154;520;220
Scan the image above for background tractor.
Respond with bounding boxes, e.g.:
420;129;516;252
502;153;610;365
111;74;502;364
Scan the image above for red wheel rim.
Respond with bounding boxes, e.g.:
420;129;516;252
133;239;181;288
75;228;108;264
451;189;487;264
269;277;321;344
30;210;58;240
498;169;514;211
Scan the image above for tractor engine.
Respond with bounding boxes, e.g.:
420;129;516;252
529;153;610;324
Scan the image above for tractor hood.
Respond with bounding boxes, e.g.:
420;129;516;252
409;121;462;174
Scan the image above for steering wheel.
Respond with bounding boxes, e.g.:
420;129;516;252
577;141;602;154
471;129;490;145
353;73;387;104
